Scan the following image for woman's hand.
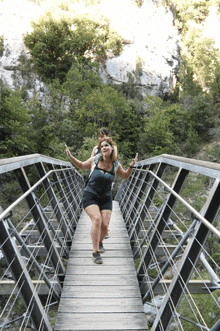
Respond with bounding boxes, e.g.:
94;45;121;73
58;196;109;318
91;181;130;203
65;144;71;158
130;153;138;167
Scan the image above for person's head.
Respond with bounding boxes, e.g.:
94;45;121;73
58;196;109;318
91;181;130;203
98;137;115;161
97;127;109;141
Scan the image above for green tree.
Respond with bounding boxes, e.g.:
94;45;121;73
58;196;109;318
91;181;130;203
181;24;220;91
62;63;102;101
180;93;214;139
137;97;179;157
0;82;31;157
168;0;210;33
23;12;122;82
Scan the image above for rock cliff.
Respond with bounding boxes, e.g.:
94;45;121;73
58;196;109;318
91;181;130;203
0;0;180;99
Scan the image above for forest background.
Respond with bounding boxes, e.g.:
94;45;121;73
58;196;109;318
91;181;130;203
1;0;220;175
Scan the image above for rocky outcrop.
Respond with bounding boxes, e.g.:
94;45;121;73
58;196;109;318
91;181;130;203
0;0;180;99
98;0;180;98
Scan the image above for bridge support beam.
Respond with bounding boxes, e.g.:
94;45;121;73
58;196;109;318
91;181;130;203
151;178;220;331
14;167;65;284
35;162;72;249
0;219;53;331
47;164;75;236
58;166;79;228
137;168;189;281
129;162;167;252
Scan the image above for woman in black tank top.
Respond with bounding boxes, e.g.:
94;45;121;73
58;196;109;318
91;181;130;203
66;137;138;264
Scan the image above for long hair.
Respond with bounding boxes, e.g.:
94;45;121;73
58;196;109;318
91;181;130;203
98;137;115;161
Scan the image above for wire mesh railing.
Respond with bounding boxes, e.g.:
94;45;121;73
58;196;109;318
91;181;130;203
116;154;220;331
0;154;84;331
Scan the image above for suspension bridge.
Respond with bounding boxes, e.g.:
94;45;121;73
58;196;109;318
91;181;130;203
0;153;220;331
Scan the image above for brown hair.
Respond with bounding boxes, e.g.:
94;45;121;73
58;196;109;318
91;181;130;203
97;127;109;138
98;137;115;161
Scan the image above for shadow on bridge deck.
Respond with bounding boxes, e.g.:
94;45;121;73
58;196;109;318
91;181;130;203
54;201;148;331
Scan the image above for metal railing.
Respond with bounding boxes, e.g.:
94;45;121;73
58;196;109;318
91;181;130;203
1;153;220;331
116;154;220;331
0;154;84;331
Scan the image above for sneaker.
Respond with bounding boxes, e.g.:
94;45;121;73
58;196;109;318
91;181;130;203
99;242;105;253
105;234;109;239
92;251;103;264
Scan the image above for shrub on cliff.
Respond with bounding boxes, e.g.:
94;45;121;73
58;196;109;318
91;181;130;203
23;12;122;83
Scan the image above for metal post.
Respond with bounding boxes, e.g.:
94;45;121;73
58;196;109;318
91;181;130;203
64;168;82;218
123;168;141;222
137;168;189;281
151;178;220;331
129;163;167;249
47;164;75;236
14;168;65;282
57;166;78;229
129;164;156;222
0;219;52;331
35;162;72;247
8;219;61;301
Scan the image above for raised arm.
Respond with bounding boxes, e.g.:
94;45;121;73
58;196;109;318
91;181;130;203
66;144;93;169
91;145;98;157
112;145;118;161
117;153;138;180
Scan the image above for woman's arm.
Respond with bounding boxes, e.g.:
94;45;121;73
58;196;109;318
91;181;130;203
66;145;93;169
112;145;118;161
91;145;98;157
117;153;138;180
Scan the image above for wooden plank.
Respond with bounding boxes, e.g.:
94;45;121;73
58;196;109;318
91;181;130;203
67;257;136;266
57;297;144;313
62;265;137;275
68;250;133;258
70;243;132;250
55;312;148;330
61;286;142;298
0;279;211;296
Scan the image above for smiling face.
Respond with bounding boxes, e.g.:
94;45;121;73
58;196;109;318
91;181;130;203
98;137;115;161
100;140;113;156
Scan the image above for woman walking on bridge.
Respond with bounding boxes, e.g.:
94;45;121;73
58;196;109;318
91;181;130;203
66;137;138;264
91;127;118;239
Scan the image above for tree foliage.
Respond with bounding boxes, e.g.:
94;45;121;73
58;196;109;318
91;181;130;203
24;12;122;82
1;0;220;165
0;81;32;157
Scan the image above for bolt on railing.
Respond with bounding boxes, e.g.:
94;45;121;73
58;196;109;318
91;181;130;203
0;154;84;331
116;154;220;331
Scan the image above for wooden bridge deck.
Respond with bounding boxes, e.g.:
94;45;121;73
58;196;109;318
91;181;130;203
54;201;148;331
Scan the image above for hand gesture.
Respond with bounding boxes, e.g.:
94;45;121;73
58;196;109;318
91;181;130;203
65;144;71;158
130;153;138;167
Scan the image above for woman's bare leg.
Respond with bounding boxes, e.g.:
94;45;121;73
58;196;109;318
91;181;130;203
84;204;102;253
100;210;112;243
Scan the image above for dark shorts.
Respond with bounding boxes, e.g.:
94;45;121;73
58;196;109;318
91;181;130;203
82;190;112;211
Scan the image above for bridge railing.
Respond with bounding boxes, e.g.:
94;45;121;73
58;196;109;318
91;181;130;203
116;154;220;331
0;154;84;331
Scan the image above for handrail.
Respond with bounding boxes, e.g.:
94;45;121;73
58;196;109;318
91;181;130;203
0;167;73;222
136;153;220;178
139;169;220;239
0;153;72;174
